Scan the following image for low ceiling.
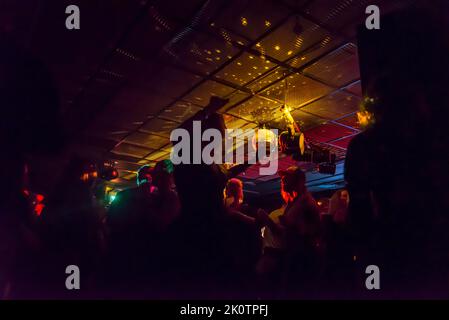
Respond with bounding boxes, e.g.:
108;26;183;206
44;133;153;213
6;0;416;194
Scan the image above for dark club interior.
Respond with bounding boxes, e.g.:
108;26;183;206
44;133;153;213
1;0;449;300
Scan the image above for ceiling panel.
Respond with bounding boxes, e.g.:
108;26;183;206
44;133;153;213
259;72;334;107
303;0;370;31
182;80;236;105
119;7;178;59
222;90;252;108
123;132;169;149
303;43;359;87
85;121;131;142
299;91;360;120
114;160;142;173
286;35;344;68
215;52;277;86
211;0;291;41
253;16;330;62
108;86;173;118
223;114;252;130
111;142;153;158
140;117;179;137
135;66;202;100
160;100;203;123
145;150;171;161
246;66;288;92
153;0;205;22
162;31;241;75
227;96;282;123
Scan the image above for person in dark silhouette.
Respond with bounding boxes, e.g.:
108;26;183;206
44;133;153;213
258;166;321;297
148;159;180;232
104;164;157;295
104;160;180;297
39;157;104;298
225;178;244;211
161;96;261;299
345;3;449;298
0;30;64;298
321;189;353;297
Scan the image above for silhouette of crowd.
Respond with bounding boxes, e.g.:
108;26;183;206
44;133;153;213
0;3;448;299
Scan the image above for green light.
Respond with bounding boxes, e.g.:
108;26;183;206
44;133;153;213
110;194;116;203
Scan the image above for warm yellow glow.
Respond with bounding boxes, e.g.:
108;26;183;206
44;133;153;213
265;20;271;27
264;66;269;69
215;49;221;53
282;106;295;125
241;17;248;26
301;56;306;60
287;50;293;55
251;128;277;151
237;61;242;66
274;45;280;51
357;110;374;127
249;55;254;59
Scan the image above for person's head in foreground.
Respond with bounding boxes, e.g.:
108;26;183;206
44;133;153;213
152;159;175;193
225;178;244;209
279;166;307;202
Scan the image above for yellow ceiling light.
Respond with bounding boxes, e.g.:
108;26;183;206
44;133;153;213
237;61;242;66
274;45;280;51
241;17;248;26
287;50;293;55
249;55;254;59
256;42;261;48
265;20;271;27
301;56;306;60
215;49;221;53
264;66;269;69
